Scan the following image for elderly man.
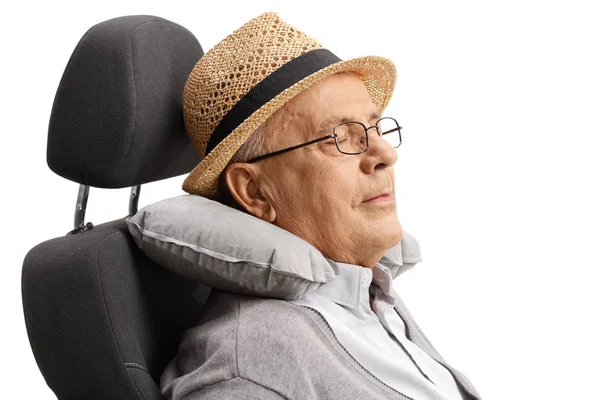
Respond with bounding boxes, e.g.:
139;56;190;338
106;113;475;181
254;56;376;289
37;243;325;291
161;12;481;400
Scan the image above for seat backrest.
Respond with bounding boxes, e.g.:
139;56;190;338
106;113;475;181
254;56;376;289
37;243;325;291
22;15;206;400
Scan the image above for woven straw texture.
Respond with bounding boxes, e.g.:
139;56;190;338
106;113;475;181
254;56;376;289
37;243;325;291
182;11;396;199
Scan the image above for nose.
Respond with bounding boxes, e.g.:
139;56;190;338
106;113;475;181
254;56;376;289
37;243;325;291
360;125;398;172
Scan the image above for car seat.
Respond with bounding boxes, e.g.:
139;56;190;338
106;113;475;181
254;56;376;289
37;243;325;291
21;15;208;400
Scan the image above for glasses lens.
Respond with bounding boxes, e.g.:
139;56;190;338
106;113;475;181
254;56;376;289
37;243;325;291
377;117;402;148
335;122;368;154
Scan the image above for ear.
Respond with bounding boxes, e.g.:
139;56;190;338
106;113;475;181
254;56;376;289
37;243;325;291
224;163;277;222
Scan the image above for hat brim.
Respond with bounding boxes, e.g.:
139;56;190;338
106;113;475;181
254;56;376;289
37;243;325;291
182;55;397;199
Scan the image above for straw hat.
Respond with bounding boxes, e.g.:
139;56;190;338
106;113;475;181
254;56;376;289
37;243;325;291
182;11;396;199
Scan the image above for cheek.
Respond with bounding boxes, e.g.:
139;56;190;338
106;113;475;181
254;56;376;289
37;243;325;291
307;160;360;213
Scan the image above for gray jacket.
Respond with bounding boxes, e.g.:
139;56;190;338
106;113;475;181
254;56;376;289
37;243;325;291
160;286;482;400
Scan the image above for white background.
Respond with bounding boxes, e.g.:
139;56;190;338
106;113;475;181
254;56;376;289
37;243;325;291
2;0;599;399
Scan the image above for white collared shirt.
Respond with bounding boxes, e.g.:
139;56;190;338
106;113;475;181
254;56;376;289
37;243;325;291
288;261;466;400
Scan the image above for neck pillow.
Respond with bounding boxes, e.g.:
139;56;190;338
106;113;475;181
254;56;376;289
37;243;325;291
126;194;421;299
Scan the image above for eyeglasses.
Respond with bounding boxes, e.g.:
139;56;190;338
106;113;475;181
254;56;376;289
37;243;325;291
247;116;402;163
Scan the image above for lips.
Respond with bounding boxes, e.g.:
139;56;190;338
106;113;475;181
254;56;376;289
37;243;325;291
363;191;392;202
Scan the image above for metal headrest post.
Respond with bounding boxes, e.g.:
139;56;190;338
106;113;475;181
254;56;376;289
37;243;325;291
66;184;141;235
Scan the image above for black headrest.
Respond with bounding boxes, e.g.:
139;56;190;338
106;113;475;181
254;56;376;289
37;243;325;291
47;15;203;188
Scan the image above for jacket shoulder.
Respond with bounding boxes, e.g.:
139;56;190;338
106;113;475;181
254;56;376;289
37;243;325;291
206;289;333;357
161;289;328;399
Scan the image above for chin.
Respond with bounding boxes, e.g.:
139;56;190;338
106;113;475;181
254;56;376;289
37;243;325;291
367;216;403;248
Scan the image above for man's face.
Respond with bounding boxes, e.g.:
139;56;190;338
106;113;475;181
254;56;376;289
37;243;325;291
242;72;402;268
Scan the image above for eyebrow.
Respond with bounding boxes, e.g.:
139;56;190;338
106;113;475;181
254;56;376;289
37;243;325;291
317;111;382;135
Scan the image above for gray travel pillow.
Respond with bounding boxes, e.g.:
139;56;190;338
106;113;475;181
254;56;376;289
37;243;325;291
125;194;420;300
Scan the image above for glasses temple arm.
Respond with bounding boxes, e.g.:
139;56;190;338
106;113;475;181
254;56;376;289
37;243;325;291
248;134;333;163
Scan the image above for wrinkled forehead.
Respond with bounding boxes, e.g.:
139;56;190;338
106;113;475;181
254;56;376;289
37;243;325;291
281;74;381;142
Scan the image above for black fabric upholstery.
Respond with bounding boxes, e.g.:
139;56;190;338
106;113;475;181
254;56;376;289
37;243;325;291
47;15;203;188
23;15;210;399
22;218;207;399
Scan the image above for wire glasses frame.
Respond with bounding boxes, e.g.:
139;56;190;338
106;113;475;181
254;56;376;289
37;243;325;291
247;116;402;163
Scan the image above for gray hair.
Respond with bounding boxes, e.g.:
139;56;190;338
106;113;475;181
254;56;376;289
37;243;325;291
217;103;289;213
217;123;266;213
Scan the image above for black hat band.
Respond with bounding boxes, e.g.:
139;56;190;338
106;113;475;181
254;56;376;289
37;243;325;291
205;48;342;156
